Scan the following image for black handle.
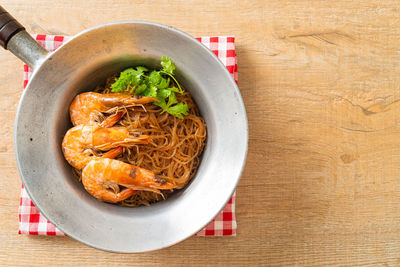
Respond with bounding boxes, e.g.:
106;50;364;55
0;6;25;49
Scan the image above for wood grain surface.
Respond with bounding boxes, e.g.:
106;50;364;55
1;0;400;266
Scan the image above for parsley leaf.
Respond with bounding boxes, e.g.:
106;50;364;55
168;86;181;93
110;68;133;93
110;56;188;119
154;98;167;110
161;56;176;74
166;102;189;119
143;85;158;98
158;88;172;99
111;67;146;93
148;71;162;85
167;91;178;107
158;77;170;89
136;66;148;72
135;84;147;95
154;91;187;118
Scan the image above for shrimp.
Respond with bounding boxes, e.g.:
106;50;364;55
62;124;150;170
69;92;156;126
82;158;176;203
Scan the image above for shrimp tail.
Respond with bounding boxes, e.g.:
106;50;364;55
91;188;137;203
102;146;123;159
99;110;126;128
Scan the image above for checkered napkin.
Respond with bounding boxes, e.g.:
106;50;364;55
19;34;238;237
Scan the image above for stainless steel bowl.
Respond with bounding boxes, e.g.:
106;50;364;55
5;17;247;252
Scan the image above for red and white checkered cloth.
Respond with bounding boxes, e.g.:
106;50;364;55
19;34;238;237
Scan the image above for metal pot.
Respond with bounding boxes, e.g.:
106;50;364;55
1;6;248;252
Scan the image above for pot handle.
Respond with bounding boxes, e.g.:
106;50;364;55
0;5;49;69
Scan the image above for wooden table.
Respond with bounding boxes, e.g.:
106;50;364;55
1;1;399;265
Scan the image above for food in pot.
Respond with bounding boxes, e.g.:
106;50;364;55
61;57;207;206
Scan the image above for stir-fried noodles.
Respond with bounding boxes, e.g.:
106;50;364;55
70;76;207;206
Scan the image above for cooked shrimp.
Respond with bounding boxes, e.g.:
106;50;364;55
69;92;156;126
62;124;150;170
82;158;176;203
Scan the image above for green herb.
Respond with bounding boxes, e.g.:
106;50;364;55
110;57;188;119
165;102;189;119
160;56;176;74
160;56;183;94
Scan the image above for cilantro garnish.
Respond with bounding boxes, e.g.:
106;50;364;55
110;56;188;119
